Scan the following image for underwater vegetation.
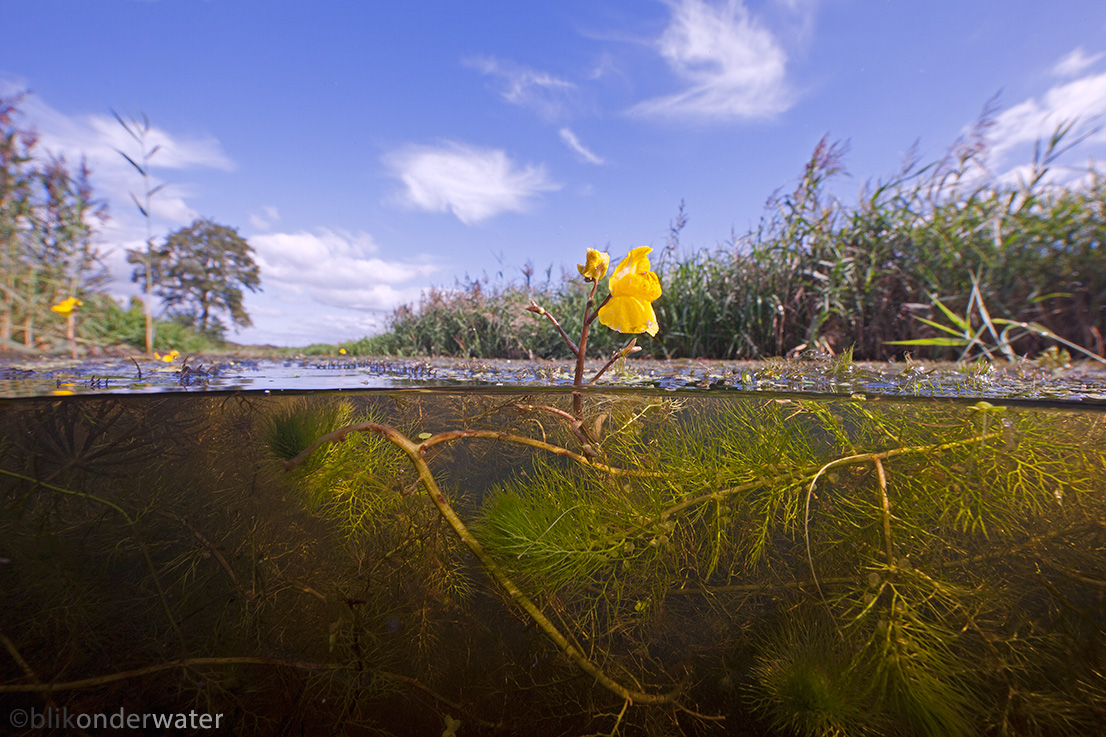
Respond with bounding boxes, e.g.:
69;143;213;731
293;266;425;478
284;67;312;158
2;388;1104;736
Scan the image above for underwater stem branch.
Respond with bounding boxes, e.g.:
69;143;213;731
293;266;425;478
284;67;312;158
283;420;681;706
875;456;894;568
658;430;1009;529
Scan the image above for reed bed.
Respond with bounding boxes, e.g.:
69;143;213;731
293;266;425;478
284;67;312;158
353;118;1104;362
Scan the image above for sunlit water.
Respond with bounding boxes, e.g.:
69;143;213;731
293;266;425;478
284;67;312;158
1;375;1105;735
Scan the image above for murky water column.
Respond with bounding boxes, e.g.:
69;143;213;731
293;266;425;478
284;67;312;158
1;390;1104;736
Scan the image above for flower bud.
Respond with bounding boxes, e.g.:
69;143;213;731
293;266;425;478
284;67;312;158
576;248;610;281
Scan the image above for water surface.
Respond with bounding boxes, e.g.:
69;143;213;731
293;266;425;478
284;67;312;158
2;354;1105;402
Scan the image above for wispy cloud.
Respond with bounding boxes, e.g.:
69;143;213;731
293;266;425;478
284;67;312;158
250;228;438;311
559;128;605;165
629;0;794;122
90;112;234;171
249;205;281;231
464;55;576;120
0;77;232;237
1053;47;1105;78
988;69;1106;163
385;142;560;225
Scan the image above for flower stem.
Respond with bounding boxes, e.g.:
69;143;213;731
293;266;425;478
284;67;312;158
526;300;578;356
573;283;609;418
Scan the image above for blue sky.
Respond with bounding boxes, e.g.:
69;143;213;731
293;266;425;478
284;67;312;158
3;0;1106;346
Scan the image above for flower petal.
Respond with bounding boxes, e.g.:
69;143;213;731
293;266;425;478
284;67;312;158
619;270;662;302
608;246;654;293
50;297;81;315
598;295;659;336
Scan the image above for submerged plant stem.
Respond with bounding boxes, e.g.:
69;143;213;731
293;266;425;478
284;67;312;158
287;422;661;478
875;456;894;567
284;420;682;706
660;430;1007;525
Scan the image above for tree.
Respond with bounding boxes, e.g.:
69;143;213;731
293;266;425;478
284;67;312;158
0;92;37;348
1;92;109;351
130;218;261;339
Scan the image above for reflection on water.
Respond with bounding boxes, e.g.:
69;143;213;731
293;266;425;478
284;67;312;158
1;389;1104;736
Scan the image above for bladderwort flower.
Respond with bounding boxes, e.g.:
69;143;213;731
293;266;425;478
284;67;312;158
51;297;82;358
527;246;663;439
50;297;82;315
597;246;662;337
577;248;610;282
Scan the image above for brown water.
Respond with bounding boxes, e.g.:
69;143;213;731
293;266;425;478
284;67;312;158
1;388;1104;736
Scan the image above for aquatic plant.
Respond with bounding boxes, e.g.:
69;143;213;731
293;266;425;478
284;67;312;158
887;271;1106;366
748;614;868;737
3;387;1105;734
263;251;1105;732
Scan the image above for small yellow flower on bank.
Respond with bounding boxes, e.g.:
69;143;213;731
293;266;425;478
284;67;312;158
577;248;610;282
155;349;180;363
598;246;662;336
50;297;82;315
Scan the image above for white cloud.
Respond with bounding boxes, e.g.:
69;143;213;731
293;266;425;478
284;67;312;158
234;297;392;346
1053;47;1105;78
250;228;437;312
89;112;234;171
559;128;605;165
629;0;794;122
249;205;281;231
386;142;560;224
0;77;232;238
465;55;576;120
988;70;1106;163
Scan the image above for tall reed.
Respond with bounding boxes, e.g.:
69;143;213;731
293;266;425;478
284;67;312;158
358;110;1104;362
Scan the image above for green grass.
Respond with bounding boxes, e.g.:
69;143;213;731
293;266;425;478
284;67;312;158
78;295;230;354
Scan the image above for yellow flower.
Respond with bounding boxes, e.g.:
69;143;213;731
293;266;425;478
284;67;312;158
50;297;82;315
597;247;662;336
576;248;610;281
154;349;180;363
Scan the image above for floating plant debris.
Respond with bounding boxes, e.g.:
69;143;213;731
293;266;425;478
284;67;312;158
1;355;1105;402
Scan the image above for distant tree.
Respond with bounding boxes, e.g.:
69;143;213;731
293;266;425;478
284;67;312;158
131;218;261;339
0;92;37;347
1;92;109;350
31;155;110;297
